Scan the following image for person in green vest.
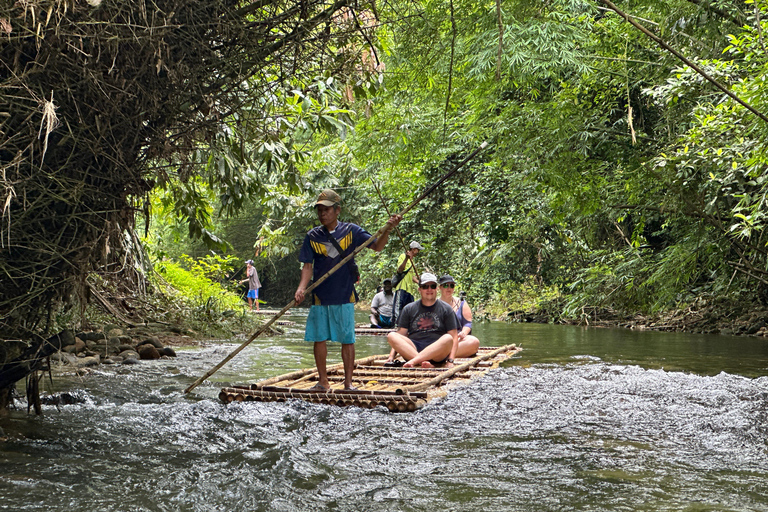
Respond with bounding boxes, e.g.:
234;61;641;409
392;240;423;323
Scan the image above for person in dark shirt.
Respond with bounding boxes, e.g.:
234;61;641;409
370;278;395;328
295;188;400;390
386;272;459;368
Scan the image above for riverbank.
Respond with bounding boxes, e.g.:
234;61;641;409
497;294;768;339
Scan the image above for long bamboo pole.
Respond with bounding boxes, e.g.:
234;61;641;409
184;141;489;394
371;179;419;277
598;0;768;124
399;344;517;393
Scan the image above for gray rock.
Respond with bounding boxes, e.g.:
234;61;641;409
159;347;177;357
82;332;107;342
137;336;164;349
103;324;120;336
51;352;79;365
107;327;124;338
76;355;100;368
122;357;140;365
118;349;140;360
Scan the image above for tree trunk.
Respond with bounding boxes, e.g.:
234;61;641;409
0;330;75;415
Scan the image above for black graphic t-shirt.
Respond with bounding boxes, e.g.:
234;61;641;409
397;299;458;344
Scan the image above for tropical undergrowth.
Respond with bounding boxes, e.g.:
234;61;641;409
151;254;262;338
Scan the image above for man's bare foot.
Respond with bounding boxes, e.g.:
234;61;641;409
403;361;414;368
420;361;435;368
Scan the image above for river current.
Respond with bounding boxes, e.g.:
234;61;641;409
1;315;768;511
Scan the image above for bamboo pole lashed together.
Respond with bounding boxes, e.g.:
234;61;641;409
399;344;518;393
184;141;490;394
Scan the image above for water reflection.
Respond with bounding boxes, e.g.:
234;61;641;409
1;317;768;511
474;321;768;378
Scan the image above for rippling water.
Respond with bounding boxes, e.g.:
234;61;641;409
2;316;768;511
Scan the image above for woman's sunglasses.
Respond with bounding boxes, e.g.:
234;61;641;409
420;283;437;289
441;283;455;288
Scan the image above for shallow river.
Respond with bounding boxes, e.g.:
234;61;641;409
2;313;768;511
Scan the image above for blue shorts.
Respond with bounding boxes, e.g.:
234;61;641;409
305;303;356;344
378;314;394;328
247;289;258;299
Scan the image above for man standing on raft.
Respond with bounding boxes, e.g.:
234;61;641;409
386;272;459;368
295;189;401;390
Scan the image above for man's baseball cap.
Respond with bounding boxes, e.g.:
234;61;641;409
409;241;424;250
419;272;438;285
315;189;341;207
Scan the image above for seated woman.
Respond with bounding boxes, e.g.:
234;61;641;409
438;274;480;358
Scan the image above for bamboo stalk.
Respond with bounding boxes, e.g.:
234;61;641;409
399;344;517;393
598;0;768;124
371;179;419;277
184;142;489;394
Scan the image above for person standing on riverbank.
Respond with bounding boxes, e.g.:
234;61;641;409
239;259;261;311
294;189;401;390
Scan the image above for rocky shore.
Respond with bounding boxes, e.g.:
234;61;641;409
48;322;197;370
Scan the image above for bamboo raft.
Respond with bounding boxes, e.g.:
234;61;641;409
219;344;521;412
354;326;395;336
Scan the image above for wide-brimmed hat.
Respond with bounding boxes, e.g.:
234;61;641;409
419;272;438;285
409;241;424;250
315;189;341;207
438;274;455;285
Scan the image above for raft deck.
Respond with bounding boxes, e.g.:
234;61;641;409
354;326;395;336
219;344;521;412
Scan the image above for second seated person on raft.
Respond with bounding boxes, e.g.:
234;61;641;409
386;272;459;368
438;274;480;357
295;188;401;391
370;277;395;328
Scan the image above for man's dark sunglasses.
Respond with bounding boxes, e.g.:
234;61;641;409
420;283;437;289
441;283;455;288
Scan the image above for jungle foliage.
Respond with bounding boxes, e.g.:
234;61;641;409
6;0;768;347
144;0;768;321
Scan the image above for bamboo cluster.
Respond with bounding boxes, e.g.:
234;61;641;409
0;0;372;342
